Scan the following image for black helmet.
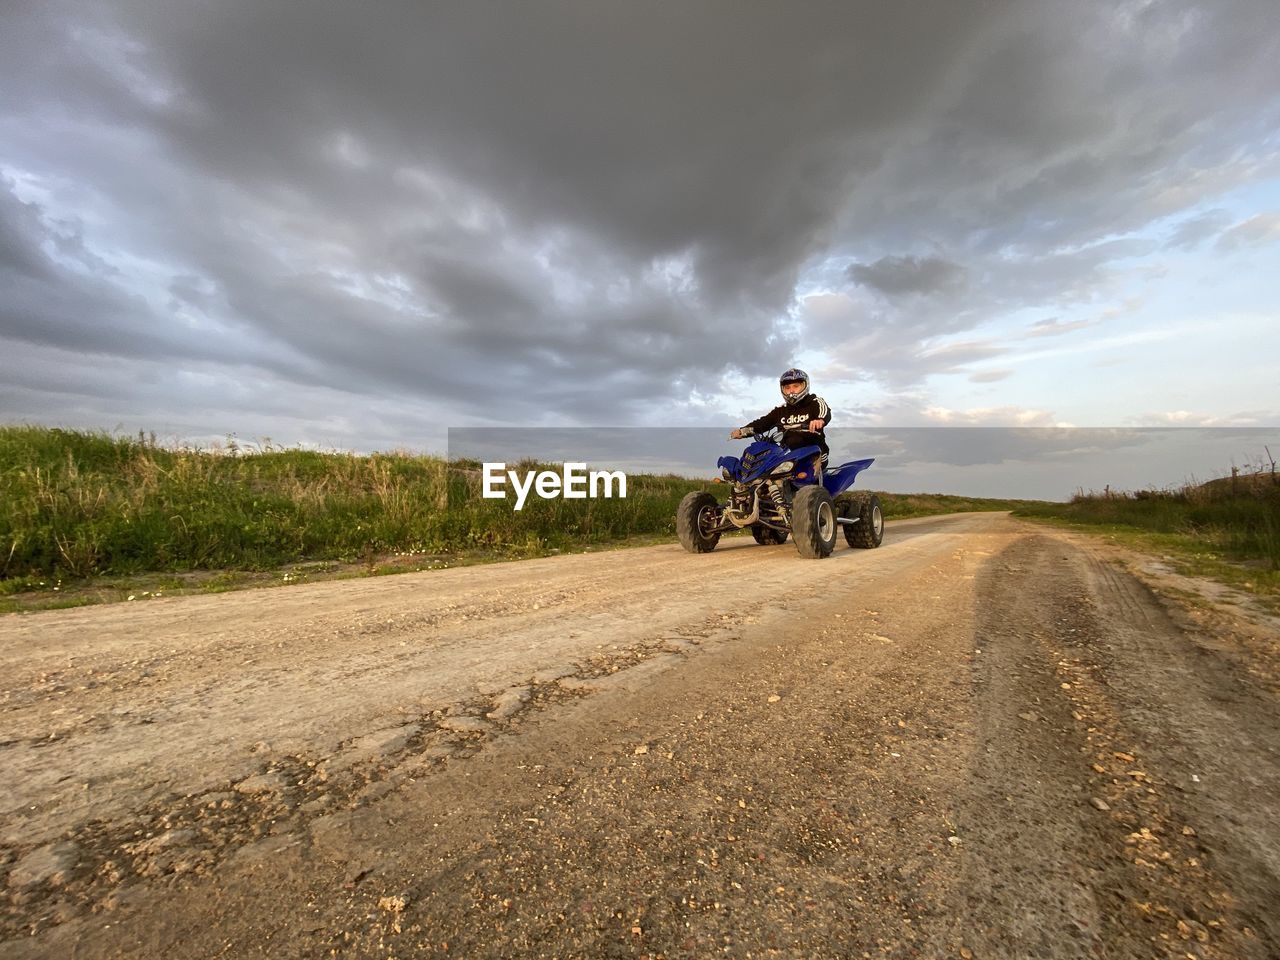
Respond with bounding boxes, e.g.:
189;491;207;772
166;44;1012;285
779;367;810;406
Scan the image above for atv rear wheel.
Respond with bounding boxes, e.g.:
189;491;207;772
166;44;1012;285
676;491;722;553
836;492;884;549
751;525;789;545
792;486;837;559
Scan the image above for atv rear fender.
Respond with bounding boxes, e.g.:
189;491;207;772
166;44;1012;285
822;458;875;496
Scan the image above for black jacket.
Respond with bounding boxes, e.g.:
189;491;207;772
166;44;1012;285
743;394;832;461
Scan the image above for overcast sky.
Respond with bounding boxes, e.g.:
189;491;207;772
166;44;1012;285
2;1;1278;494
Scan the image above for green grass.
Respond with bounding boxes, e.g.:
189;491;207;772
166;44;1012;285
0;426;1049;583
1013;484;1280;568
0;426;713;582
33;424;1275;613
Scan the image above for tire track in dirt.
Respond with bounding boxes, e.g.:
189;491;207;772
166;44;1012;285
1073;543;1280;951
937;534;1276;959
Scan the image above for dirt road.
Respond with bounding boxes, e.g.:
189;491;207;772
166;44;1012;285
2;513;1278;958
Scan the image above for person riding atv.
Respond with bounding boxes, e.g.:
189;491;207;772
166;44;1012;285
730;367;832;468
676;367;883;558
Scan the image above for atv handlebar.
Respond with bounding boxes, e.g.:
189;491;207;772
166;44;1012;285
729;429;775;442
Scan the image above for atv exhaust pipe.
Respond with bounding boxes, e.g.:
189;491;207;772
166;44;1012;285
723;488;762;528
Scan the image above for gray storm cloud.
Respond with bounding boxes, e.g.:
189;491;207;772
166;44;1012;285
847;256;968;298
1;0;1278;448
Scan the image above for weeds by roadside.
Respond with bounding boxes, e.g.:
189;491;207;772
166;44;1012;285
1;426;1043;611
0;426;705;583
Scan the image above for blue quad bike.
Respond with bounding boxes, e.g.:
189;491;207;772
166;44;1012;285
677;427;884;559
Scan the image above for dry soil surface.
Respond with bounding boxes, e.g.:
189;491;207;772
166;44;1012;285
1;513;1278;959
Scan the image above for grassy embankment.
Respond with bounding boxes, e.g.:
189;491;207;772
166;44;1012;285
1013;476;1280;607
1;426;1031;611
6;426;1274;611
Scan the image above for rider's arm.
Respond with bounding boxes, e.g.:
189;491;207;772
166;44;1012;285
744;404;787;435
813;396;831;428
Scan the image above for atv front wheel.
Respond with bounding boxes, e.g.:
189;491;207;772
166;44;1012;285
751;525;789;546
676;491;722;553
836;492;884;549
792;486;837;559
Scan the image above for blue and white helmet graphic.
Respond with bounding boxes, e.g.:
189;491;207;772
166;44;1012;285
779;367;810;406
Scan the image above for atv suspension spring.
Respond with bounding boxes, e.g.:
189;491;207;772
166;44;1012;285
761;480;790;526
